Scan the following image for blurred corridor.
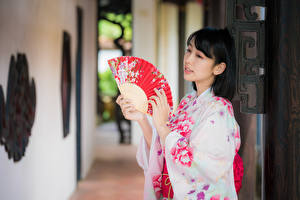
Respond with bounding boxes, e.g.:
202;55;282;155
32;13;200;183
70;122;144;200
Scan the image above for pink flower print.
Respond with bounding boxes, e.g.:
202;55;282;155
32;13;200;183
215;97;221;103
187;94;193;99
179;148;193;166
227;104;234;116
110;66;117;76
178;99;188;110
180;129;192;138
118;68;128;83
197;192;205;200
171;138;193;167
218;97;228;106
210;195;220;200
170;146;177;158
234;129;240;139
183;105;189;111
188;190;196;194
171;145;193;167
168;113;175;121
157;149;162;156
178;123;192;138
224;197;230;200
176;137;188;148
219;111;224;116
202;184;210;191
193;99;197;106
182;124;190;132
215;97;234;116
152;174;162;198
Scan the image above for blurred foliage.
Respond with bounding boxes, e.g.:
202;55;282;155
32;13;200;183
102;110;111;122
98;12;132;123
98;69;118;97
98;13;132;41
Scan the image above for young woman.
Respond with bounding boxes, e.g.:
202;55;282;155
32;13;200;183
116;27;241;200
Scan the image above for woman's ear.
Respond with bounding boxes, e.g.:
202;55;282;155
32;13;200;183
213;62;226;75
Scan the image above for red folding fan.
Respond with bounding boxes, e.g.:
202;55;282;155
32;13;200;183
108;56;173;115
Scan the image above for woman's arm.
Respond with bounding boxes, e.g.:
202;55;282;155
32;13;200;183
137;116;153;148
116;95;153;148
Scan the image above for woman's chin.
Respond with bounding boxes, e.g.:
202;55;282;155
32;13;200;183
183;75;194;82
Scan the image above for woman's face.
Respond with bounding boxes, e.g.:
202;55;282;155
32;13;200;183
183;39;217;87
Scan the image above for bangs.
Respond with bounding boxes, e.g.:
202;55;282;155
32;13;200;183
186;30;214;59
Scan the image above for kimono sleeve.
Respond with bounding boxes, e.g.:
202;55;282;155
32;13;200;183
136;120;164;173
136;132;151;171
164;110;237;192
136;124;165;200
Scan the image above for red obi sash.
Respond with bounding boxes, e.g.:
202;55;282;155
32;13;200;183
162;159;174;199
161;154;243;198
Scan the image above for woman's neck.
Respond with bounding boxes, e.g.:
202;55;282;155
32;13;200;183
195;82;212;96
195;76;215;96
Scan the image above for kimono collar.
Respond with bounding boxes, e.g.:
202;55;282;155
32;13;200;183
192;87;214;104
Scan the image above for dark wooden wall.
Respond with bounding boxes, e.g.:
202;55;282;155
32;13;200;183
265;0;300;199
205;1;261;198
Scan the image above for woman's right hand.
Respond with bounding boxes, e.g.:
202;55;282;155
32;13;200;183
116;95;145;121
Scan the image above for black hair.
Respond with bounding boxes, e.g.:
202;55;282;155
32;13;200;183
187;27;236;101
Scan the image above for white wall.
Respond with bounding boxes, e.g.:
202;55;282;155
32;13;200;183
131;0;158;145
0;0;97;199
78;0;97;179
158;2;179;106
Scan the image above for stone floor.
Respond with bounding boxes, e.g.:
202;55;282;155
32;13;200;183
69;122;144;200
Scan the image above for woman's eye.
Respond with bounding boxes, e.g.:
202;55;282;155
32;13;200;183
186;49;191;53
196;55;202;58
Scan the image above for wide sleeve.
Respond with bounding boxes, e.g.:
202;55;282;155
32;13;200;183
136;118;164;173
164;109;238;198
136;122;164;200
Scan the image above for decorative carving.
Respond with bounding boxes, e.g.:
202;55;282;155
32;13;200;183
226;0;266;113
0;54;36;162
61;31;72;138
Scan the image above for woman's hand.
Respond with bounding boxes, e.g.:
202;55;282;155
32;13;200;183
116;95;145;121
149;88;171;145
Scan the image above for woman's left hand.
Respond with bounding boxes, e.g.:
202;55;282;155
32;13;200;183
149;88;171;145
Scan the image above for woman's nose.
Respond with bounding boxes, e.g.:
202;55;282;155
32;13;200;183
185;54;193;64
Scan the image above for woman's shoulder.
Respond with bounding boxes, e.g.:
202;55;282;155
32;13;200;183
178;91;196;105
182;91;196;100
206;95;235;118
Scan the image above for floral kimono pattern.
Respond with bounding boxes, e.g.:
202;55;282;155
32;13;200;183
136;88;241;200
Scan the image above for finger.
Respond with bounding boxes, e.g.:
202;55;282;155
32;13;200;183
154;88;164;104
155;88;168;108
148;100;157;114
154;88;163;98
148;99;157;107
159;89;168;105
150;95;160;106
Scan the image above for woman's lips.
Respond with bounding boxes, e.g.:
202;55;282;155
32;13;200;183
184;66;193;74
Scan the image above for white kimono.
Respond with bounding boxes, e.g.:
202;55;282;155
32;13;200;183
136;88;241;200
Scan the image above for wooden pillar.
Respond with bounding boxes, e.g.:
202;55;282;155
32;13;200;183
265;0;300;199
